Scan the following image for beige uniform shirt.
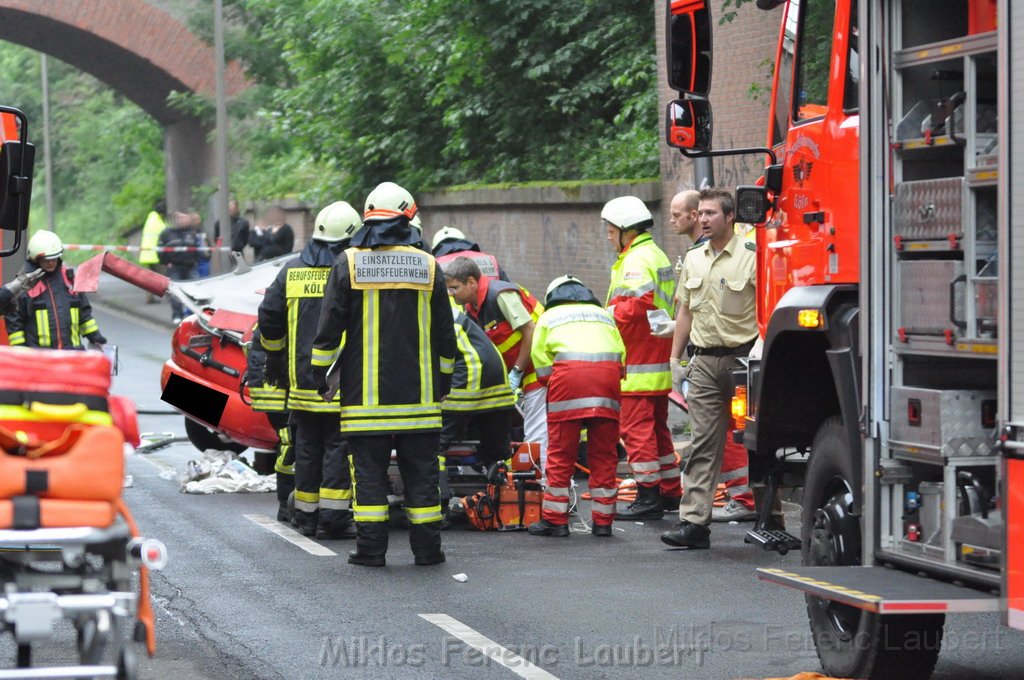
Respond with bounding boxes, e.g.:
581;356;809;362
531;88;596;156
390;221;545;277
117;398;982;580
677;233;757;349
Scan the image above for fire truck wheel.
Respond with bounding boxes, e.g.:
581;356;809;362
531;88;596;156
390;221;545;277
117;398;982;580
803;416;944;680
184;417;247;455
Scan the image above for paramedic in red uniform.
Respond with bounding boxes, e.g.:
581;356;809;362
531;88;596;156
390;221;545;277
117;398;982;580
528;275;626;537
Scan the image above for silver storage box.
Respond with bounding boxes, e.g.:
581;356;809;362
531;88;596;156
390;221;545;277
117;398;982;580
889;387;997;458
897;259;964;335
894;178;965;242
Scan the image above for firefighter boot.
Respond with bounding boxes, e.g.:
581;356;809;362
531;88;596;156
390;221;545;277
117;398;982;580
276;473;296;523
615;484;664;521
409;520;445;565
662;494;681;513
291;509;318;537
528;519;570;537
348;523;387;567
317;510;357;540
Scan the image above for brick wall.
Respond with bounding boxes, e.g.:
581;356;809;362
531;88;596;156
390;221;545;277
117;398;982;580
419;182;662;301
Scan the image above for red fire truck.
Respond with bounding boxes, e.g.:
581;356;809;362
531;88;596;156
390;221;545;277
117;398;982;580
666;0;1020;678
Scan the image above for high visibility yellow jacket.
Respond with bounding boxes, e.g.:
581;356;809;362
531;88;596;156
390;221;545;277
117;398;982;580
606;232;674;395
246;325;288;413
139;210;166;266
311;244;457;435
531;301;626;423
258;240;344;412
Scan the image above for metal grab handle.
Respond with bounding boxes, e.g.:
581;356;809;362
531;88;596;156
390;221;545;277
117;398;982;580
949;273;967;330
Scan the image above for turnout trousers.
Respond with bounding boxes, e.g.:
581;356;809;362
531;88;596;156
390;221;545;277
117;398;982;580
290;410;352;529
349;433;443;558
619;395;682;498
542;416;618;527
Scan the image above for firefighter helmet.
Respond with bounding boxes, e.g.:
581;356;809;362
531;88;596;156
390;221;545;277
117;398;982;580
410;213;422;233
601;196;654;231
313;201;361;242
544;274;600;308
431;226;465;251
27;230;63;261
363;181;417;221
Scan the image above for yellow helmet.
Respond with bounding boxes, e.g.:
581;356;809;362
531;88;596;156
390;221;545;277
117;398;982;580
363;181;417;221
601;196;653;231
314;201;361;242
431;226;465;251
27;229;63;261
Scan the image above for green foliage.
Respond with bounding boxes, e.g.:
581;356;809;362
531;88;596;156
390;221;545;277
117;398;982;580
0;43;164;264
210;0;659;204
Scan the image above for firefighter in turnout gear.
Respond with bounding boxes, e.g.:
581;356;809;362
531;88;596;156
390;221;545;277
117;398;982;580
431;226;511;282
245;323;294;522
528;276;626;538
312;182;457;567
603;196;682;519
6;230;107;350
259;201;362;540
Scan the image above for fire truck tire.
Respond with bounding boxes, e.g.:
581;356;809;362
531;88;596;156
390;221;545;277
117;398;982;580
803;416;944;680
184;417;247;454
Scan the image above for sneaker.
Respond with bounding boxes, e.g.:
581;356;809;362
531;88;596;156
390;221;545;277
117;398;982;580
711;499;758;523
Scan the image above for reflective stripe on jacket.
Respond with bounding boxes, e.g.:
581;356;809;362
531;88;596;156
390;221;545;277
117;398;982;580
606;232;673;395
531;302;626;423
446;302;515;412
258;241;343;412
466;276;544;393
311;245;457;434
5;264;102;350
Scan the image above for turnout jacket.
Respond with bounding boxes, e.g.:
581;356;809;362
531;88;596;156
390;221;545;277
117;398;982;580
606;232;675;395
6;262;104;349
311;224;457;435
531;302;626;423
258;240;344;412
445;301;516;413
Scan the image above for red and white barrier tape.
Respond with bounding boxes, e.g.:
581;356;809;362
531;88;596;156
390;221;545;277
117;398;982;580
63;244;233;252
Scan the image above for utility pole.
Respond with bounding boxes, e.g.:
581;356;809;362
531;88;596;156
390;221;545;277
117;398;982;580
40;53;55;233
213;0;230;269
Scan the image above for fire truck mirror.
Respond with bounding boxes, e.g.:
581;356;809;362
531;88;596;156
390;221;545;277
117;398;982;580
666;1;712;96
0;138;35;232
736;186;769;225
666;99;713;152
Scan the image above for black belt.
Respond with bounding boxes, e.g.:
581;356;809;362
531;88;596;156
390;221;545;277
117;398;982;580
693;339;755;357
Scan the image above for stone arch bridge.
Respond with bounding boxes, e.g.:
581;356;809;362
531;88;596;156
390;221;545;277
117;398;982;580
0;0;250;211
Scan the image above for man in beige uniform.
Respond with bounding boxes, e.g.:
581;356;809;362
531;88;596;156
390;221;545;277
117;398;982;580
660;187;757;549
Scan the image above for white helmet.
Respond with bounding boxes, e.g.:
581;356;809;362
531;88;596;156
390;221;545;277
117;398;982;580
601;196;653;231
410;213;422;233
27;230;63;261
545;274;582;301
431;226;465;250
313;201;361;242
363;181;417;221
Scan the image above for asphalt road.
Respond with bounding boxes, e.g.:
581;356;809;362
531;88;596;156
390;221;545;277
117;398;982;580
5;302;1024;679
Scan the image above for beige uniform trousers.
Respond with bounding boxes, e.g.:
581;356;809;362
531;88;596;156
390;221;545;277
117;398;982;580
678;353;737;525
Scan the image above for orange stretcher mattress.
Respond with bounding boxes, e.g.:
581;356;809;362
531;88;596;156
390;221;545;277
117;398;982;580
0;425;124;502
0;498;117;529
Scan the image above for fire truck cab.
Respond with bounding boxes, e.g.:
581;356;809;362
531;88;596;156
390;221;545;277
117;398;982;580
666;1;1020;678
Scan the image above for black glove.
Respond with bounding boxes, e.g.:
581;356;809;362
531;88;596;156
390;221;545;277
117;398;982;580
89;333;108;346
264;352;287;388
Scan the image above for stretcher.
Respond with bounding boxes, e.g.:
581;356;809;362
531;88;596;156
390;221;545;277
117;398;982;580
0;346;166;679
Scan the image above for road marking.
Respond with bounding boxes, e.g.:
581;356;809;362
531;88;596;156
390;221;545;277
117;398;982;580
419;613;560;680
134;453;177;475
244;514;337;556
